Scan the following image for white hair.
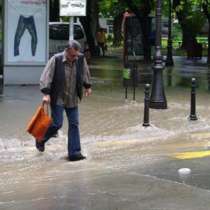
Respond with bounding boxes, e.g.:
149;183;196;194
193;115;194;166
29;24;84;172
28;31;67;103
68;40;81;51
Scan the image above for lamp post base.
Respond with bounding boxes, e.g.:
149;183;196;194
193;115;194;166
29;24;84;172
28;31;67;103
0;77;3;95
149;64;167;109
150;101;167;109
143;122;150;127
189;114;198;121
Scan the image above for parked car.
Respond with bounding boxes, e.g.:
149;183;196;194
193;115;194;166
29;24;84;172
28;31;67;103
49;22;87;56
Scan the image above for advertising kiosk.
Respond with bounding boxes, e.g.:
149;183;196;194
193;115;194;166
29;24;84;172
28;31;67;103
3;0;48;84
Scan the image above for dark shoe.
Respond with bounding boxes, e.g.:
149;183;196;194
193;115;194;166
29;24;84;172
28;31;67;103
52;131;58;138
35;141;45;152
68;153;86;161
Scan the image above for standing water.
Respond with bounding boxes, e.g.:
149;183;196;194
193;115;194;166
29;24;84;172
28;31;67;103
1;56;210;209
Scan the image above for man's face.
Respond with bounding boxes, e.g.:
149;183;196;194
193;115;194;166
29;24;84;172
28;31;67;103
66;47;80;62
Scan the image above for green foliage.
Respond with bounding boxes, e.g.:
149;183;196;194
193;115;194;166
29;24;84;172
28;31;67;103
107;34;113;42
200;0;210;12
99;0;127;17
186;12;205;36
98;0;153;17
174;0;206;36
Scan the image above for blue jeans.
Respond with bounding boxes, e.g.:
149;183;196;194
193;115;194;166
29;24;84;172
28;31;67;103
44;105;81;156
14;15;37;56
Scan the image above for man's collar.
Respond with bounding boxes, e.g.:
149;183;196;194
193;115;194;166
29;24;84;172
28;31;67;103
63;50;68;62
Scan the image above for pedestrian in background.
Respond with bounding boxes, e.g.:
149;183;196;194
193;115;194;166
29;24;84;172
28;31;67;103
37;40;92;161
96;28;107;56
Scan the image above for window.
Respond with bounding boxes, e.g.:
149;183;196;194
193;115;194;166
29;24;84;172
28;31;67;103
49;23;84;40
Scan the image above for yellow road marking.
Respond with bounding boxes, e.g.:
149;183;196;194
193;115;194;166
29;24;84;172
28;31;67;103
95;131;210;159
174;131;210;159
175;150;210;160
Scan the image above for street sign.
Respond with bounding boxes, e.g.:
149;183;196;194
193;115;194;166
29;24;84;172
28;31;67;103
60;0;86;16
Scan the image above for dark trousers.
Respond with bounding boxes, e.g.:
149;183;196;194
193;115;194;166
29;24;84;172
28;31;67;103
43;105;81;156
98;42;105;56
14;15;38;56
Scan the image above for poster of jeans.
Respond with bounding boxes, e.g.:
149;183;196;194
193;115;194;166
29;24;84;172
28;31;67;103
5;0;48;65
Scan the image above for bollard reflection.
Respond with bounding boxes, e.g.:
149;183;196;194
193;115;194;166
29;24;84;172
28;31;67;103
166;66;173;87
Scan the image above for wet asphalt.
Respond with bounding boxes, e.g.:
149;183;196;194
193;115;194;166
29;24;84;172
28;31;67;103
1;54;210;209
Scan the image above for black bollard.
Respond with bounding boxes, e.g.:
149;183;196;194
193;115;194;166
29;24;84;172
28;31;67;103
132;63;138;101
143;84;150;126
189;78;198;121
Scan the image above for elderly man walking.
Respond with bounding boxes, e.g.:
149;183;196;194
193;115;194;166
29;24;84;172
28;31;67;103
37;40;92;161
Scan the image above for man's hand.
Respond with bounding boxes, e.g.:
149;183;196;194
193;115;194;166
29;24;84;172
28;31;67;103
42;94;51;104
84;88;92;97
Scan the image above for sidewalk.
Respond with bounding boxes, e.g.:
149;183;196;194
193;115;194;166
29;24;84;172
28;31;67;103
90;53;210;90
1;54;210;210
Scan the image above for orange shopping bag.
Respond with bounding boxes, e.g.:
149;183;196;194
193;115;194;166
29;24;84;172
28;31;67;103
26;103;52;142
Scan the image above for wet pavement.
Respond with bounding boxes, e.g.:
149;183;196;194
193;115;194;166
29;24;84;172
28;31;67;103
1;55;210;209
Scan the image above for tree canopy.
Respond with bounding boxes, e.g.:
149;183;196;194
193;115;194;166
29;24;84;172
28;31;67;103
48;0;210;62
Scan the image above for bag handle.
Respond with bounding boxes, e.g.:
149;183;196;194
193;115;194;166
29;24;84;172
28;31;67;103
42;101;50;115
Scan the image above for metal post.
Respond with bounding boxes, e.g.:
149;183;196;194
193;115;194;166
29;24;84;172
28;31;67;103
189;78;198;121
208;68;210;91
69;16;74;41
150;0;167;109
0;0;4;95
132;62;137;101
0;72;3;96
166;0;174;66
123;67;130;99
143;84;150;127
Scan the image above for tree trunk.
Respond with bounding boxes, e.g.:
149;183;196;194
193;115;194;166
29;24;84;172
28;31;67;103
173;0;199;59
80;0;99;56
181;24;197;50
207;20;210;64
50;0;59;22
123;0;152;63
202;2;210;64
113;13;123;47
140;16;151;63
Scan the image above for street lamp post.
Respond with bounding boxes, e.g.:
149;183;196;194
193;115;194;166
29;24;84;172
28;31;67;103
150;0;167;109
0;60;3;95
166;0;174;66
0;2;3;96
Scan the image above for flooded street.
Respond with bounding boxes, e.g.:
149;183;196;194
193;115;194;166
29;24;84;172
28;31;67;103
1;56;210;209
